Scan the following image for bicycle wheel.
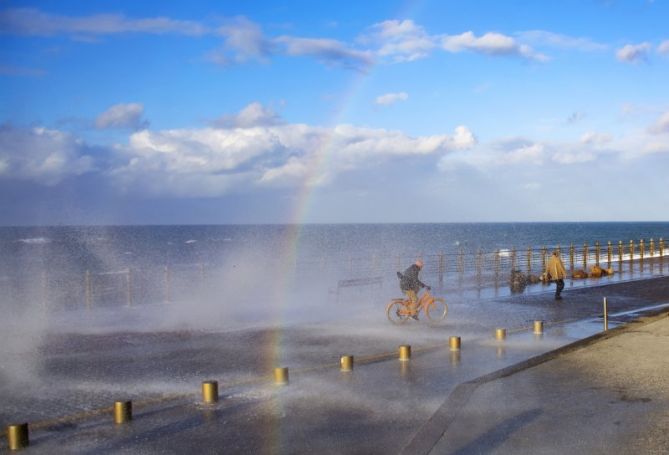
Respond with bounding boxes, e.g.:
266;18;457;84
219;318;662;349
425;298;448;323
386;300;409;325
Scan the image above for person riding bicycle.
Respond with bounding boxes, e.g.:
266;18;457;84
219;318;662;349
397;259;430;320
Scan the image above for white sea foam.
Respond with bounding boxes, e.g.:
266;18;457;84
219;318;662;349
17;237;51;244
185;239;197;244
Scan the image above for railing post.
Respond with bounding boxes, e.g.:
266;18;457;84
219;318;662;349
660;238;665;257
629;240;635;273
457;248;464;285
164;265;171;304
595;241;600;266
526;247;532;275
607;241;612;269
541;246;547;272
583;243;588;271
618;240;623;273
126;269;132;307
85;270;92;309
649;238;655;257
569;243;574;273
476;249;483;287
438;253;445;287
494;250;501;286
511;247;517;272
603;297;608;331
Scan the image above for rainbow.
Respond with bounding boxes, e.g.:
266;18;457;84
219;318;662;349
263;1;426;449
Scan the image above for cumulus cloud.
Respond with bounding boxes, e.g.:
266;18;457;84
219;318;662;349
96;103;148;130
274;36;373;70
364;19;436;62
0;7;207;37
112;103;474;196
648;112;669;135
0;125;94;184
441;31;548;61
616;42;651;63
375;92;408;106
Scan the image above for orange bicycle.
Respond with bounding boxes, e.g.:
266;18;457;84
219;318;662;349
386;290;448;325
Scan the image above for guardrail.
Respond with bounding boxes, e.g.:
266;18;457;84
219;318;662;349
0;238;665;310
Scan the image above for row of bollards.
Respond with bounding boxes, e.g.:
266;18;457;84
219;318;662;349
3;321;554;451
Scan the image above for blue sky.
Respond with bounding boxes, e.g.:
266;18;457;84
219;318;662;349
1;0;668;225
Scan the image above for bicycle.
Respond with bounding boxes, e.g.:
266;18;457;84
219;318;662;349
386;290;448;325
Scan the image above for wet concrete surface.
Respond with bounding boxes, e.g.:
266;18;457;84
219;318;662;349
1;276;668;453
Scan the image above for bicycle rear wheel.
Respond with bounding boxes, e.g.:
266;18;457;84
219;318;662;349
425;298;448;323
386;300;409;325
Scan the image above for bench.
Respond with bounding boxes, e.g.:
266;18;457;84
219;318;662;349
334;276;383;301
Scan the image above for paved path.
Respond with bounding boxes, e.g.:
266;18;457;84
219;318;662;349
405;310;669;454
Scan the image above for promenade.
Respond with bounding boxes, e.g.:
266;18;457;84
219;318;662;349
1;276;668;453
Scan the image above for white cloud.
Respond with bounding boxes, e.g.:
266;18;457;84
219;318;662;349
580;131;612;146
0;7;207;37
375;92;408;106
274;36;373;70
658;40;669;55
215;102;282;128
648;112;669;134
616;42;651;63
365;20;436;62
215;16;271;63
517;30;607;51
0;125;94;184
112;103;474;196
441;31;548;61
96;103;148;130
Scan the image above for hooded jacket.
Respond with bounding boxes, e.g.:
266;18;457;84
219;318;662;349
546;254;567;280
398;264;427;292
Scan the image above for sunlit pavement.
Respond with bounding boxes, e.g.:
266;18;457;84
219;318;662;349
1;276;668;453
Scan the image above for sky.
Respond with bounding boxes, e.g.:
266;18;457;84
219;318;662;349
1;0;668;225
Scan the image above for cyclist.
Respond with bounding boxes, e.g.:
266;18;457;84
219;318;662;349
397;259;430;320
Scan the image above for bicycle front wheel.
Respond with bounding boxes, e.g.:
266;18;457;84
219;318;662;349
425;298;448;323
386;300;409;325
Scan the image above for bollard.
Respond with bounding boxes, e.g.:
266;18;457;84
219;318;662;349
603;297;609;331
533;320;544;335
340;355;354;372
6;423;29;450
495;328;507;340
202;380;219;404
274;367;289;385
114;400;132;424
449;336;461;351
398;345;411;361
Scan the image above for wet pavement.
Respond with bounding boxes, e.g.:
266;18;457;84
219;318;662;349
1;276;668;453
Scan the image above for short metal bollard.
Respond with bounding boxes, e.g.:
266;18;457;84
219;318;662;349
533;320;544;335
202;380;219;404
113;400;132;424
6;423;29;451
340;355;354;372
603;297;609;331
398;345;411;361
495;328;506;340
274;367;289;385
449;336;461;351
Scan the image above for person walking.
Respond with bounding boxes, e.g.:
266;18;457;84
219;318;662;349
545;249;567;300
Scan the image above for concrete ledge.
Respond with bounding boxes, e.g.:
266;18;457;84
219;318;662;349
400;307;669;455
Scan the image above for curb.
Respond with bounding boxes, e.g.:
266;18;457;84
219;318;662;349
400;307;669;455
